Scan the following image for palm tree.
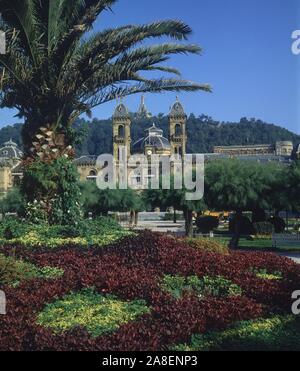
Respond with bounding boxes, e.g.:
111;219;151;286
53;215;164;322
0;0;211;221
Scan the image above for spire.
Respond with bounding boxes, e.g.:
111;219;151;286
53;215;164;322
137;95;152;119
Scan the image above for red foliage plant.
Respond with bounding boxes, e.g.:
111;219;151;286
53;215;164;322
0;231;299;351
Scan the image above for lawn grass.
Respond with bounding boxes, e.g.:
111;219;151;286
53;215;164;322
213;236;300;252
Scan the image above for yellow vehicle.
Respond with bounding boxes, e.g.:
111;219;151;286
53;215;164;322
203;211;231;219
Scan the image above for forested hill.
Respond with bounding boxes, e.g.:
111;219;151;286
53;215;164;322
1;115;299;156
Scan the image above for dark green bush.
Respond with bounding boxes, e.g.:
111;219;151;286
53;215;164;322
196;216;219;234
253;222;275;236
229;215;255;235
0;217;28;240
268;217;286;233
0;254;64;287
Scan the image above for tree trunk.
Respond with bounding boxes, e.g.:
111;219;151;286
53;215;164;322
134;211;139;227
129;211;135;227
173;210;177;224
184;209;194;237
229;210;242;249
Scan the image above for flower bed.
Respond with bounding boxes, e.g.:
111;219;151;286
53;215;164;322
0;231;299;351
0;217;134;248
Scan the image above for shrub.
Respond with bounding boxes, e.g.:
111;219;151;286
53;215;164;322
250;268;283;281
0;217;28;240
36;288;150;338
268;217;286;233
229;215;255;235
0;231;299;351
161;275;242;299
185;237;229;255
0;217;131;248
253;222;275;236
196;216;219;234
22;158;82;226
0;254;64;286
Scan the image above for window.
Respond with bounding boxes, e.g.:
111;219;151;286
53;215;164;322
175;124;182;137
118;125;125;137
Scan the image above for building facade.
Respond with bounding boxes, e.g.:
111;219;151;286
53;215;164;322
75;97;187;181
0;96;299;196
0;140;23;197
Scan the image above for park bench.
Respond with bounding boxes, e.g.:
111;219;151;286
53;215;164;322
272;234;300;249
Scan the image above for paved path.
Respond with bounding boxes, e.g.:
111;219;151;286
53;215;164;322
279;253;300;264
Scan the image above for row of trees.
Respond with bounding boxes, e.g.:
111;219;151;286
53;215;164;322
2;116;300;157
1;159;300;247
81;159;300;247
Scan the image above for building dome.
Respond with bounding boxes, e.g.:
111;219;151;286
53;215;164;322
0;139;23;159
132;124;171;154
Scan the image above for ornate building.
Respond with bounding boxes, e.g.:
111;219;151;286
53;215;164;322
213;141;294;157
0;140;23;197
169;97;187;157
0;96;299;196
75;96;187;181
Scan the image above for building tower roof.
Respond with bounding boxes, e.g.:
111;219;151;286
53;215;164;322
169;96;186;117
113;100;130;119
0;139;23;159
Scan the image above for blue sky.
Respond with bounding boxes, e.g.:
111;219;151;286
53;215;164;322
1;0;300;133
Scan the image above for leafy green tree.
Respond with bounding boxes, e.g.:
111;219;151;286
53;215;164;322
80;182;144;220
205;160;282;248
0;0;210;221
21;157;82;225
282;161;300;213
143;176;205;237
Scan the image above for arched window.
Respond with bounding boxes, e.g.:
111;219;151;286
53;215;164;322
87;170;97;181
175;124;182;137
89;169;97;177
118;125;125;137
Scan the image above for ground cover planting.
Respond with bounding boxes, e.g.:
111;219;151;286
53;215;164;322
0;231;299;351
